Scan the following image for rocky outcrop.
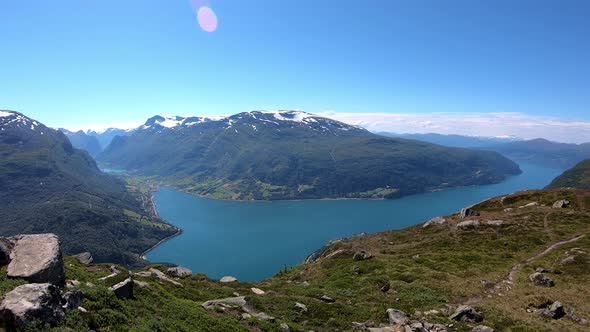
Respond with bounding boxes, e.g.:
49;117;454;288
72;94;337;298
368;309;448;332
0;283;64;329
7;234;65;285
295;302;308;313
560;248;587;265
449;305;483;323
486;220;504;226
73;252;93;265
460;208;480;218
518;202;539;209
320;295;335;303
528;272;555;287
202;296;275;321
136;268;182;287
304;239;343;264
552;199;570;208
166;266;192;278
110;278;133;299
423;216;446;227
251;288;265;295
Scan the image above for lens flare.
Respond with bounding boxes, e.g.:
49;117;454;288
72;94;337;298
197;6;218;33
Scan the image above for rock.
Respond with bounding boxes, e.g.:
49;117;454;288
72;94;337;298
503;208;513;213
251;287;265;295
253;312;275;321
460;208;480;218
202;296;247;310
220;276;238;283
486;220;504;226
542;301;565;319
552;199;570;208
423;216;446;227
518;202;539;209
138;268;183;287
457;219;480;228
241;313;252;319
78;306;88;314
449;305;483;323
560;248;587;265
368;327;396;332
386;308;409;326
295;302;308;313
66;279;81;289
320;295;335;303
166;266;192;278
528;272;555;287
110;278;133;299
352;321;376;329
7;234;65;285
472;326;495;332
0;237;15;265
535;267;551;273
304;238;343;264
280;322;290;330
0;283;64;329
353;250;372;261
61;290;83;309
73;252;93;265
134;280;149;288
99;265;121;281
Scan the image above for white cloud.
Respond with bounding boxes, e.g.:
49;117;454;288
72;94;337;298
317;111;590;144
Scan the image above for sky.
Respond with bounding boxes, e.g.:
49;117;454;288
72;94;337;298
1;0;589;142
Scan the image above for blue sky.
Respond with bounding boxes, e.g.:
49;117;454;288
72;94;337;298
1;0;589;136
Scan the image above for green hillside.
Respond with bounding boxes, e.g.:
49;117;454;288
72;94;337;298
3;189;588;331
0;111;177;267
547;159;590;189
98;111;521;200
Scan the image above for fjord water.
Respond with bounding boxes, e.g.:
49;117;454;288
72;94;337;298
147;163;562;281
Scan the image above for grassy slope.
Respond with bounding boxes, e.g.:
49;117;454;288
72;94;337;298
547;159;590;190
4;189;588;331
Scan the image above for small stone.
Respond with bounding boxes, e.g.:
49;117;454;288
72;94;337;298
472;325;495;332
251;287;265;295
449;305;483;323
542;301;565;319
295;302;308;313
241;313;252;319
353;250;372;261
220;276;237;283
457;220;480;228
66;279;81;289
503;208;513;213
552;199;570;209
280;322;290;330
518;202;539;209
62;290;83;309
486;220;504;226
528;272;555;287
386;308;408;326
73;252;93;265
320;295;335;303
460;208;480;218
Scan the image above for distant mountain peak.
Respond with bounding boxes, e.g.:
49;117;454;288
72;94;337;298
0;110;44;133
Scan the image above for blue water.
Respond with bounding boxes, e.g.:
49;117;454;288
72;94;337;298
147;163;563;282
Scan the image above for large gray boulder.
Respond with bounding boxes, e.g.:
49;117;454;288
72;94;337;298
552;199;570;209
0;237;15;265
460;208;480;218
7;234;65;285
528;272;555;287
0;283;64;329
166;266;192;278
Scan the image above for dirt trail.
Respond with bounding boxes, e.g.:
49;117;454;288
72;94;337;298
506;234;585;284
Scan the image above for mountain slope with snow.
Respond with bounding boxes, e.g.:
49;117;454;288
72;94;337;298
98;110;521;200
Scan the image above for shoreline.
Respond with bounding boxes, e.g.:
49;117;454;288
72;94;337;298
140;188;183;260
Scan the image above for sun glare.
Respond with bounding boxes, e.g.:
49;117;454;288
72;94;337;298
197;6;218;33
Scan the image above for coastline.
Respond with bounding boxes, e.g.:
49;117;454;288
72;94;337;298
140;188;183;260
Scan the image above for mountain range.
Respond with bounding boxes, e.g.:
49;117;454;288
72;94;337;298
97;111;521;200
0;110;176;267
547;159;590;189
377;132;522;148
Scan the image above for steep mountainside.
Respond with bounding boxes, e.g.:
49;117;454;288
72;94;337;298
98;111;521;200
1;189;587;331
87;128;134;149
60;129;102;156
484;138;590;169
547;159;590;189
377;132;521;148
0;110;176;267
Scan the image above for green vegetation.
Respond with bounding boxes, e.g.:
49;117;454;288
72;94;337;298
98;111;521;200
0;112;177;267
546;159;590;190
2;189;587;331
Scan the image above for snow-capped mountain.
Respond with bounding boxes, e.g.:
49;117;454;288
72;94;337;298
0;110;47;135
97;110;520;200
